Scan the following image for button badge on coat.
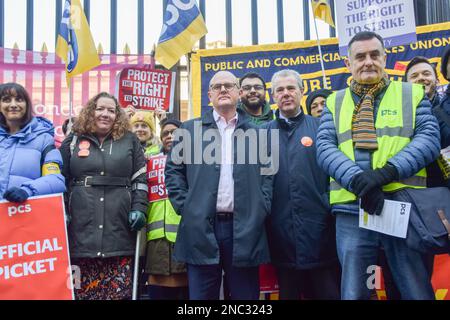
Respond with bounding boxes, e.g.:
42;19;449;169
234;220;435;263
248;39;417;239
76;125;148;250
300;136;313;147
79;140;91;149
78;140;91;157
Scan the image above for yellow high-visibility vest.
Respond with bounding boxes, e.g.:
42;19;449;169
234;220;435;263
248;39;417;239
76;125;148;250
147;199;180;242
145;145;180;242
326;82;427;205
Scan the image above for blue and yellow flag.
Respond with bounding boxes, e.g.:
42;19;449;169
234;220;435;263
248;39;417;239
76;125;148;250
155;0;207;69
56;0;100;85
311;0;335;27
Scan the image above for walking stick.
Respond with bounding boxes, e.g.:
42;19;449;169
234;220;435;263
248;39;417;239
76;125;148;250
132;230;141;300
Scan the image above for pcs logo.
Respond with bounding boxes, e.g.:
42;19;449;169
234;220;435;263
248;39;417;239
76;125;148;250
66;30;79;73
381;110;397;117
7;204;32;217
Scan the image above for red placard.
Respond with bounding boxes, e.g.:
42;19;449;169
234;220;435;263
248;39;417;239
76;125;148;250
376;254;450;300
259;264;279;294
431;254;450;300
117;67;175;112
147;154;168;203
0;194;73;300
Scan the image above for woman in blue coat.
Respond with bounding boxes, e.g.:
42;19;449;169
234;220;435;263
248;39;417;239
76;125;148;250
0;83;65;202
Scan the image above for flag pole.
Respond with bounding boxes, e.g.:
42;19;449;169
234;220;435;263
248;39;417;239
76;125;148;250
132;230;142;300
186;52;193;119
313;16;329;89
67;3;74;128
69;77;73;127
150;44;156;69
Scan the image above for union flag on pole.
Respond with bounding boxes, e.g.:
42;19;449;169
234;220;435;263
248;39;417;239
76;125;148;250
155;0;207;69
56;0;101;85
311;0;335;27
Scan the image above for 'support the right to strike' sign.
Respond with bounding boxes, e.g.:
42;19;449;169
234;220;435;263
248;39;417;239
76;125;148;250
336;0;417;56
117;67;176;112
0;194;73;300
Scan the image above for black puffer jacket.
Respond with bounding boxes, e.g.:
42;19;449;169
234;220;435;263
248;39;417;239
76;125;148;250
60;131;148;258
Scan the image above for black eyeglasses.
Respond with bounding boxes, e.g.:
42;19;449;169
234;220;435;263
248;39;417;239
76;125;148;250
209;83;238;92
241;84;265;91
161;129;176;138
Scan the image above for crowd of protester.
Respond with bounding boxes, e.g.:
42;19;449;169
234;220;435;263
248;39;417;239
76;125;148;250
1;33;449;300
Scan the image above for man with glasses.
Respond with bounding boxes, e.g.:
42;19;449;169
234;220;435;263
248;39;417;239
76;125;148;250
144;118;189;300
165;70;274;300
265;69;340;299
238;72;274;125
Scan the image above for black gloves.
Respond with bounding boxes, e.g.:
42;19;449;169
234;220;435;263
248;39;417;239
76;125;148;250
128;210;146;231
361;187;385;215
351;164;399;197
4;187;29;203
350;164;397;215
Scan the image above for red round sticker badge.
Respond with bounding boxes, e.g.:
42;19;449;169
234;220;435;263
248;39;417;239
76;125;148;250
78;149;90;157
301;136;313;147
79;140;91;149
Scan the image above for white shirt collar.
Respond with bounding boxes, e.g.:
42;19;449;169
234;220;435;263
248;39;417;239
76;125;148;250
213;109;238;125
279;108;302;122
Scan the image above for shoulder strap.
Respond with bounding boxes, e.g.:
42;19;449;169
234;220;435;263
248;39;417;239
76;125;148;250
433;105;450;128
70;135;78;156
40;144;56;166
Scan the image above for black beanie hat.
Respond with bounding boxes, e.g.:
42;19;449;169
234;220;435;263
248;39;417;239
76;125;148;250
305;89;333;115
160;118;182;130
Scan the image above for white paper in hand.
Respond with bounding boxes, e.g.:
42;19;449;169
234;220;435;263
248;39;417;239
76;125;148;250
359;199;411;238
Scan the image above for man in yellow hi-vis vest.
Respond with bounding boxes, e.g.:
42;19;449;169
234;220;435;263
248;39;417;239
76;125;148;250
316;31;441;300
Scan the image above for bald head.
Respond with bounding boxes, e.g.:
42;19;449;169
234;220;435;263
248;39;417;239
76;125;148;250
208;71;240;115
209;71;239;88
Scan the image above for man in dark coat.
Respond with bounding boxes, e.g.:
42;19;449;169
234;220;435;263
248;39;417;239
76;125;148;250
165;71;275;300
438;46;450;155
405;57;445;188
378;56;443;300
265;69;340;300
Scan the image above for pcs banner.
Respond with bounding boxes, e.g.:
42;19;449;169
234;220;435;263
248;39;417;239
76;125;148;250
0;194;73;300
191;22;450;117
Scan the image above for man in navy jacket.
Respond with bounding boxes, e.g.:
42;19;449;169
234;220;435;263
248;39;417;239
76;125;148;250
265;69;340;300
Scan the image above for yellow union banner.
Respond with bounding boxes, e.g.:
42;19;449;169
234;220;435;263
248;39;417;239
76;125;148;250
191;22;450;117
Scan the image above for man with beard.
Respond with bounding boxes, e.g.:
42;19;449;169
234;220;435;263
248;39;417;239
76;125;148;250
238;72;274;125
